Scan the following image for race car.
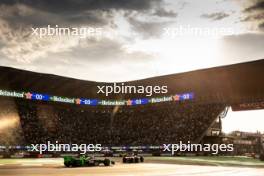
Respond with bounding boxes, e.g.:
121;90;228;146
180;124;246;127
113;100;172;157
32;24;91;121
122;153;144;163
64;155;115;167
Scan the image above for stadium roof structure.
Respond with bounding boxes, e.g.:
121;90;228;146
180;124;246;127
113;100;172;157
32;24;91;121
0;59;264;108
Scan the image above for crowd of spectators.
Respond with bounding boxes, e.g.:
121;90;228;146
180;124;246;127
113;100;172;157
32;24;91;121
0;99;226;147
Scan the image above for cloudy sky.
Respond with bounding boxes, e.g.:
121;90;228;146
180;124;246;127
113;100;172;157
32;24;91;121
0;0;264;82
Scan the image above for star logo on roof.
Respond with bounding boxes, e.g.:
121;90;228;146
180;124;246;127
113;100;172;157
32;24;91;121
75;98;81;105
25;92;32;99
173;94;180;101
127;99;132;106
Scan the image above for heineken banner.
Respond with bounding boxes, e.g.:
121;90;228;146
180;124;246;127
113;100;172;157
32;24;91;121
0;89;194;106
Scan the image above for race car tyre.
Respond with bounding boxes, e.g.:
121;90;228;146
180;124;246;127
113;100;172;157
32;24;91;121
123;158;127;163
260;154;264;161
64;161;73;167
140;156;144;162
64;163;71;167
135;158;139;163
104;159;111;166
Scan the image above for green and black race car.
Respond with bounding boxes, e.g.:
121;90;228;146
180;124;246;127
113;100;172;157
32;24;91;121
64;155;115;167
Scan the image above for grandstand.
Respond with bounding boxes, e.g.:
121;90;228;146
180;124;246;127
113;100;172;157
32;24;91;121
0;59;264;150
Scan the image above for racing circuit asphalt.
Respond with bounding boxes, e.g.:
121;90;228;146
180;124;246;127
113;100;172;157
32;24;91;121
0;162;264;176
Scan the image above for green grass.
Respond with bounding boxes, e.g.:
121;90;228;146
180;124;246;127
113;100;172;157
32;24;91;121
0;158;63;165
0;159;19;164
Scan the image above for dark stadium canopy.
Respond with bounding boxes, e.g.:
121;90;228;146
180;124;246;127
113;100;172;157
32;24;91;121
0;59;264;107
